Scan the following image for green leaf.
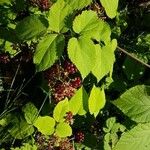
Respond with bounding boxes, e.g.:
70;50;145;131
92;39;117;81
15;15;49;40
34;116;55;135
100;0;119;19
65;0;92;10
113;123;150;150
0;27;19;43
68;36;96;78
8;117;34;139
0;118;7;127
55;122;72;137
89;86;106;117
0;0;12;5
48;0;71;33
103;117;116;133
78;87;89;115
22;102;38;125
73;10;111;42
69;86;88;115
69;87;83;115
122;56;146;80
11;143;37;150
53;98;69;122
33;34;64;71
113;85;150;123
73;10;101;39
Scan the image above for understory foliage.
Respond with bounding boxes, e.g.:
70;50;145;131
0;0;150;149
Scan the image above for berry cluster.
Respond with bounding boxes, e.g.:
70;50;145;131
35;133;73;150
64;111;74;125
0;53;10;64
44;60;82;103
30;0;52;11
75;131;85;143
59;138;73;150
34;132;46;149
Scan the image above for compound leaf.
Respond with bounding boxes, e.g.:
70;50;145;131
15;15;49;40
48;0;71;33
34;116;55;135
114;123;150;150
113;85;150;123
53;98;69;122
55;122;72;137
34;34;64;72
22;102;38;125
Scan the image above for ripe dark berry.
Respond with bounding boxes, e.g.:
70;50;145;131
44;64;63;87
0;53;10;64
30;0;51;11
38;0;51;11
59;138;73;150
64;60;78;75
70;77;82;89
75;131;85;143
53;82;76;103
65;111;74;125
34;132;45;145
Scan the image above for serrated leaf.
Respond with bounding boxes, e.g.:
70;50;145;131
100;0;119;19
113;123;150;150
123;56;146;80
55;122;72;137
15;15;49;40
65;0;92;10
22;102;38;125
89;86;106;117
8;117;34;139
34;116;55;135
68;36;96;78
48;0;71;33
73;10;111;42
78;87;89;115
53;99;69;122
34;34;64;71
100;22;111;43
113;85;150;123
69;87;83;115
73;10;101;39
69;86;88;115
92;39;117;81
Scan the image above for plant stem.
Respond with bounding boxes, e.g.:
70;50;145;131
117;46;150;69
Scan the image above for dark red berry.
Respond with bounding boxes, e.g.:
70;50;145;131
44;64;63;87
64;60;78;75
53;82;76;103
38;0;51;11
34;132;45;145
0;53;10;64
70;77;82;89
75;131;85;143
59;138;73;150
30;0;51;11
65;111;74;125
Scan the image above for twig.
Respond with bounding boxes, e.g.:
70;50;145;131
117;46;150;69
5;64;21;109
